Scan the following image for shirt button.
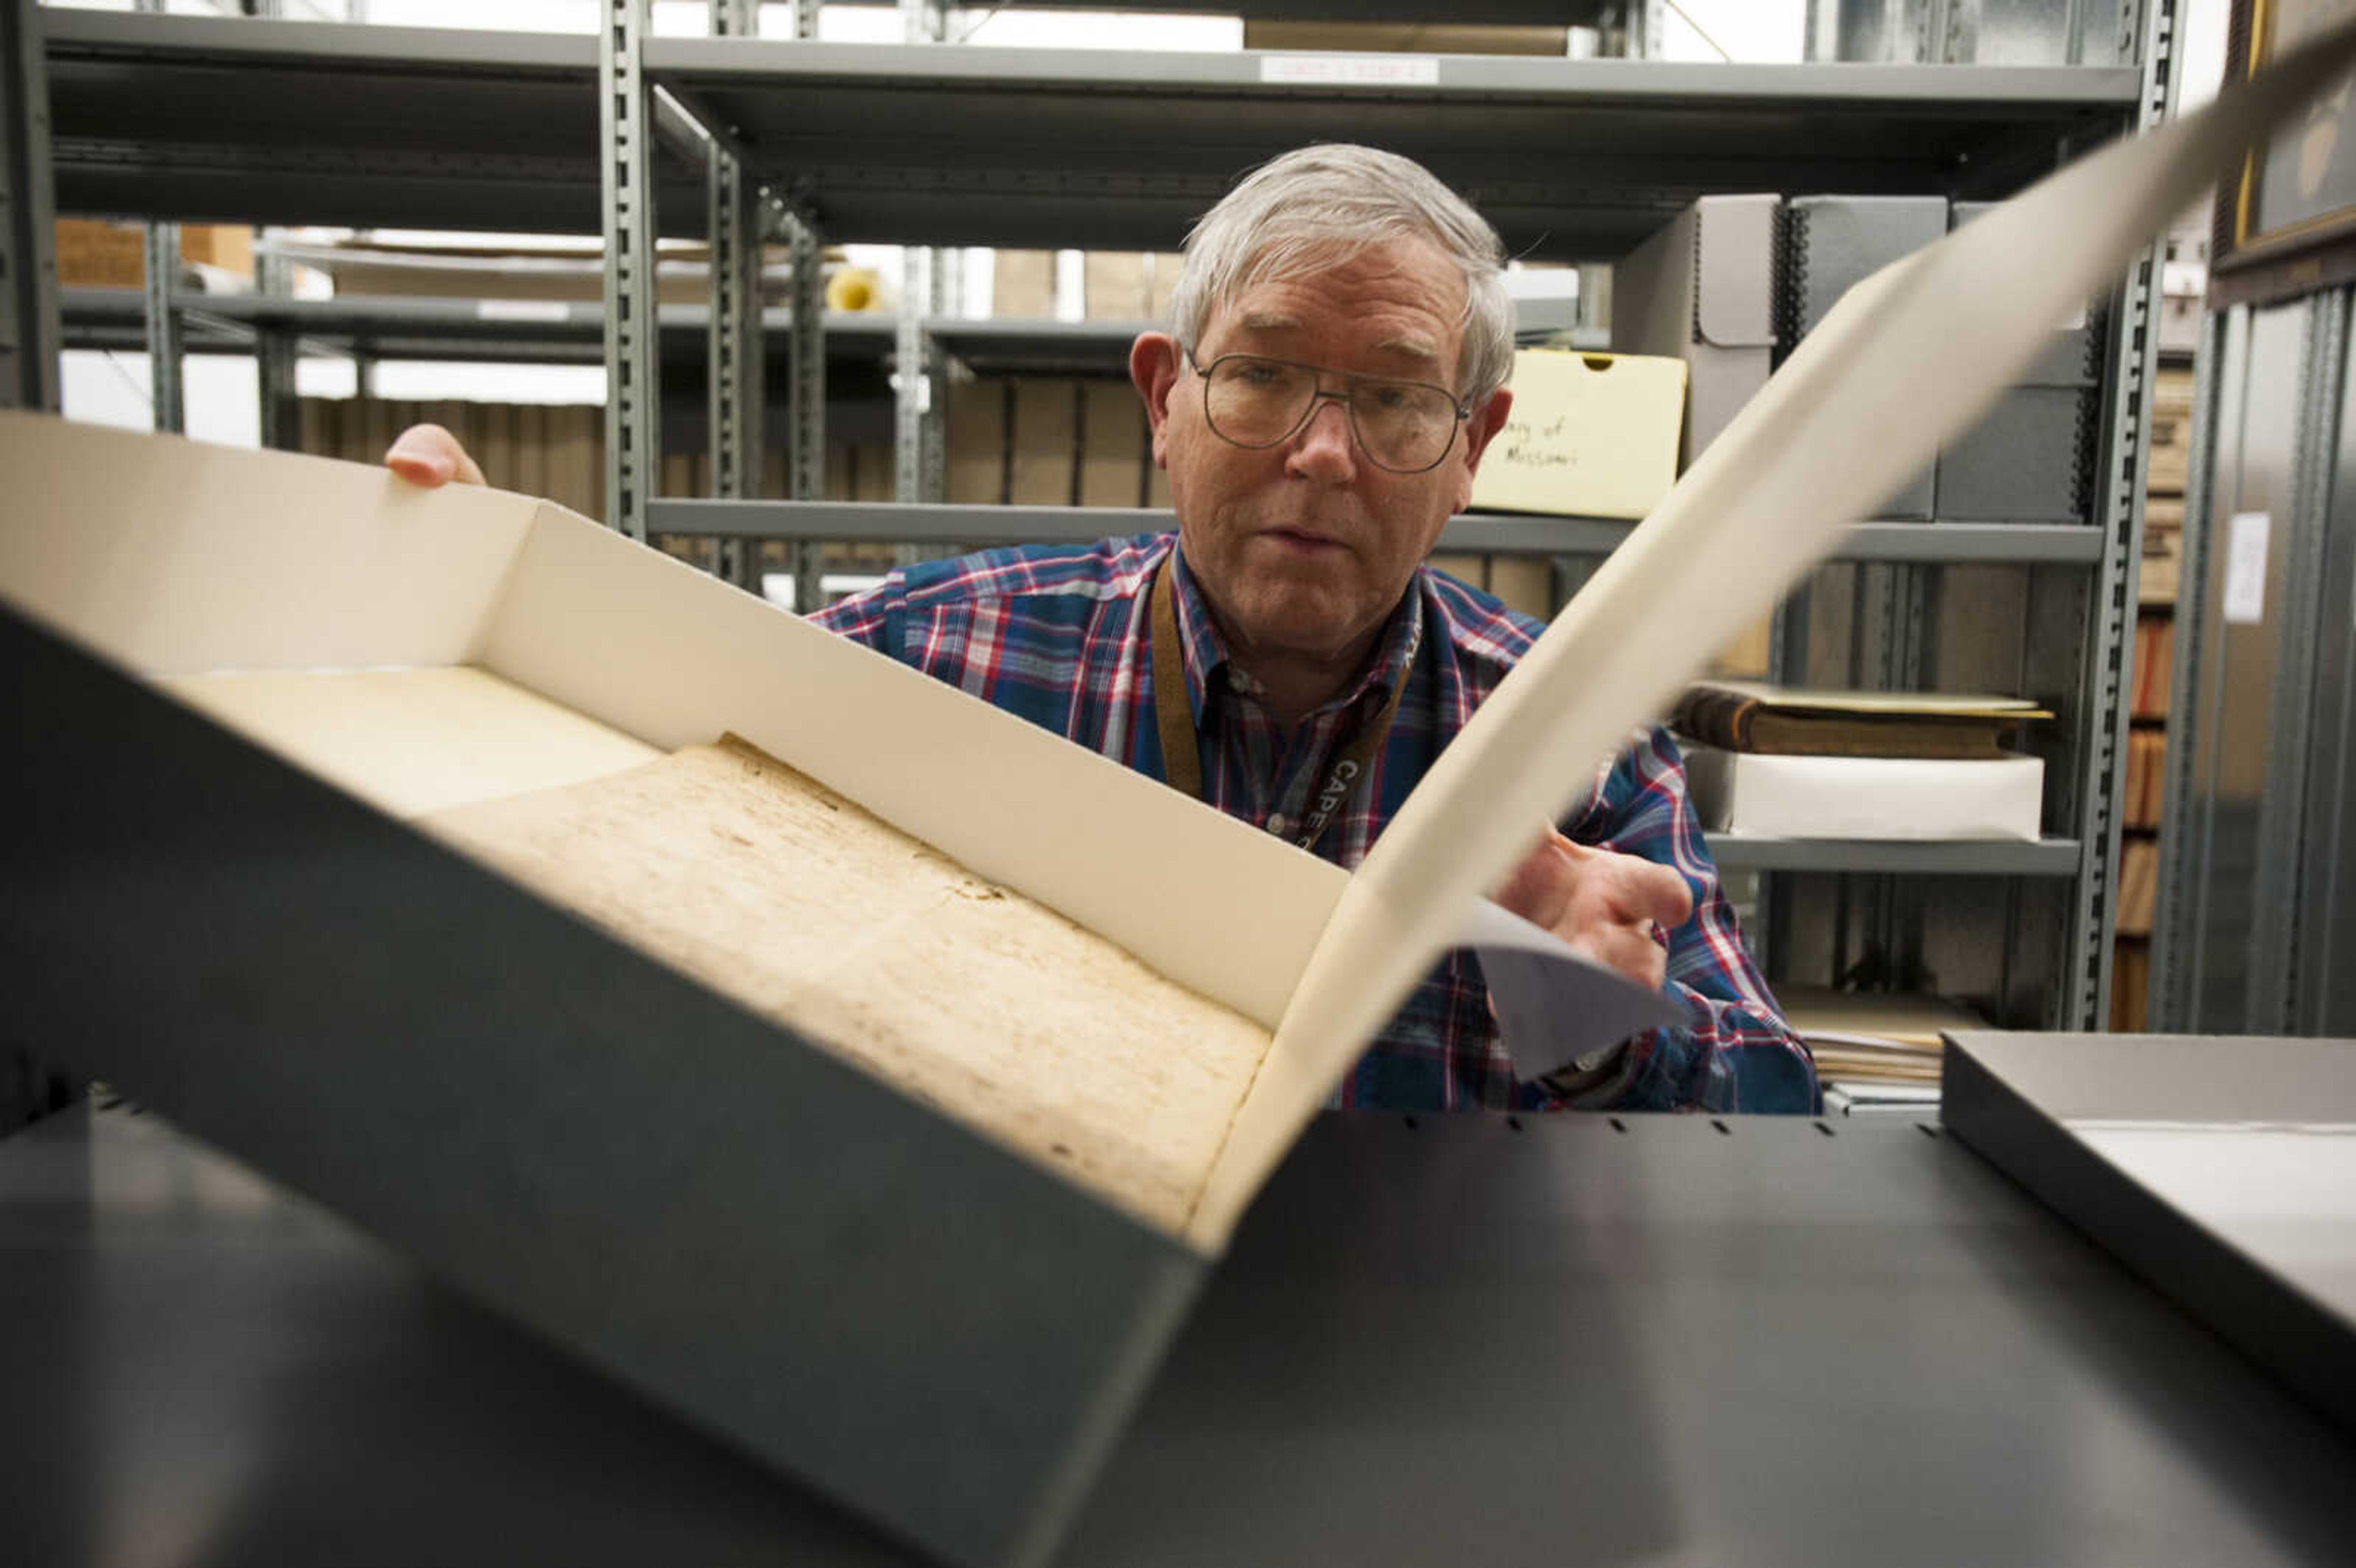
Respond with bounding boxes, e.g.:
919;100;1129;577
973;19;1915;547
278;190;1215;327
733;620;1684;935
1267;813;1291;837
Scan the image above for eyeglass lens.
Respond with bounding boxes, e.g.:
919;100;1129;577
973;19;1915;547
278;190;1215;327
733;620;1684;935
1201;356;1459;472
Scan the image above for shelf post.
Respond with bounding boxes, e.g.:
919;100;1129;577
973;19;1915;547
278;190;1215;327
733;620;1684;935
2062;0;2178;1030
776;198;826;612
255;242;296;451
707;0;763;590
2149;306;2227;1032
599;0;658;541
0;0;60;412
142;220;183;434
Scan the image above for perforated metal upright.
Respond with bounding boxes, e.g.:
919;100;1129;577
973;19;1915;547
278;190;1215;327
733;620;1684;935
599;0;658;541
131;0;180;434
895;0;952;520
2055;0;2182;1029
779;196;826;611
706;0;763;590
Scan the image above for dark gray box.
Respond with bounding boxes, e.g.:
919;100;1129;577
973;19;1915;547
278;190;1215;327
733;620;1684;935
1777;195;1949;518
1939;201;2104;522
0;599;1209;1568
1942;1029;2356;1438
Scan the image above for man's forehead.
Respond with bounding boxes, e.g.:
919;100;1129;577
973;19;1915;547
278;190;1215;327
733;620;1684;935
1231;307;1439;356
1215;242;1463;363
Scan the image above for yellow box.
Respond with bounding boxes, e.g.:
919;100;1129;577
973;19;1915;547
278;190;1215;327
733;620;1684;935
1471;349;1687;520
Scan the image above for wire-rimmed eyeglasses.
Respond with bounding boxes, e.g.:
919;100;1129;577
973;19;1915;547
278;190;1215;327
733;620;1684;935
1186;351;1471;475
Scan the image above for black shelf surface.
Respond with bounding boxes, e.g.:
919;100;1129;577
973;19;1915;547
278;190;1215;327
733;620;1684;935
6;1105;2351;1567
44;13;699;232
653;39;2140;255
44;16;2138;250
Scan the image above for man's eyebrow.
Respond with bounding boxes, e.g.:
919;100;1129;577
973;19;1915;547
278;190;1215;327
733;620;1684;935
1372;334;1442;364
1236;310;1303;332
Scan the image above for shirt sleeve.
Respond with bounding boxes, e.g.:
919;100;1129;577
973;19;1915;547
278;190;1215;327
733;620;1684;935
807;574;901;651
1550;724;1821;1115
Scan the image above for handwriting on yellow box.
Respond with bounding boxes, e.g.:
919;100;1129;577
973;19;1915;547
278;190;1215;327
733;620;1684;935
1471;349;1687;520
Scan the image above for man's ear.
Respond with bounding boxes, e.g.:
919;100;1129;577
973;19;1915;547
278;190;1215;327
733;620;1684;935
1451;386;1514;512
1130;332;1184;468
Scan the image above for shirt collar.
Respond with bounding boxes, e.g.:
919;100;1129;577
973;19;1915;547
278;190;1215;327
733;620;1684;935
1165;540;1425;728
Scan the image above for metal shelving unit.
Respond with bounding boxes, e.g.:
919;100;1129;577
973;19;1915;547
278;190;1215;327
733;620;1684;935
5;0;2182;1029
1706;836;2084;877
648;39;2139;255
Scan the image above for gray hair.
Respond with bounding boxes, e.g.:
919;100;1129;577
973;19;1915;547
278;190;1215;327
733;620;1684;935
1169;144;1514;407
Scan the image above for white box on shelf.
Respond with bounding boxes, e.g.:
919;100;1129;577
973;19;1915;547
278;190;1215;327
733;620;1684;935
1680;745;2044;842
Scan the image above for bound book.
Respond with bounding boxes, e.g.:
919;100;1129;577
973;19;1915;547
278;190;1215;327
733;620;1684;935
1673;680;2050;760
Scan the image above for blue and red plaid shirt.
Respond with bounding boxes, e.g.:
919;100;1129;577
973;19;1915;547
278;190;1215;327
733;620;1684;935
815;532;1817;1115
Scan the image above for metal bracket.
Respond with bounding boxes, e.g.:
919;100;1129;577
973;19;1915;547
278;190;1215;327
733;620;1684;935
142;220;183;434
599;0;658;542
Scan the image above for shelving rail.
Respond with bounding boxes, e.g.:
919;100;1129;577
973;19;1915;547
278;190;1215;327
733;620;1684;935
4;0;2179;1029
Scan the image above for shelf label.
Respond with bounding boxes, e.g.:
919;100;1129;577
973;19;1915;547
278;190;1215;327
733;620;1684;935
1260;55;1440;87
2222;510;2271;625
475;301;573;323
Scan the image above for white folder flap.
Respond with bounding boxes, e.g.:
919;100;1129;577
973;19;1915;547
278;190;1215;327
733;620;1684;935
0;417;539;674
1462;897;1682;1080
1185;16;2356;1248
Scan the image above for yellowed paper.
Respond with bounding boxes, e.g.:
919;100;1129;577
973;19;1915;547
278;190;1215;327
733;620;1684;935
422;736;1272;1236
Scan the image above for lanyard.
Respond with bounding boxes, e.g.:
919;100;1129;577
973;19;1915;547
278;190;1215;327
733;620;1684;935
1147;552;1410;856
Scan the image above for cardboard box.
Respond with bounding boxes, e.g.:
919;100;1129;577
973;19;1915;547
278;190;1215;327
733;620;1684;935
1614;194;1780;471
1009;378;1078;505
56;219;255;288
1079;380;1147;508
1084;253;1149;320
948;376;1010;505
0;413;1654;1567
993;249;1058;319
1680;746;2045;841
1147;252;1184;320
1469;348;1686;520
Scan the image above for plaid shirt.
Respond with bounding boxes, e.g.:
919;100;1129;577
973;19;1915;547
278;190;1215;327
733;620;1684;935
815;532;1817;1115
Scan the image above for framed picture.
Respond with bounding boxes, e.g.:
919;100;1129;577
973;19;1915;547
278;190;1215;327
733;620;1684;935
2212;0;2356;306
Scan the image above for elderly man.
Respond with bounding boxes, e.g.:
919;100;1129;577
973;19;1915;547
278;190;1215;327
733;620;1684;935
388;144;1817;1116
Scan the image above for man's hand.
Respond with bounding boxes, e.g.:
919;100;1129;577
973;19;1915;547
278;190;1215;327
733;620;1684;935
383;423;486;489
1492;829;1695;993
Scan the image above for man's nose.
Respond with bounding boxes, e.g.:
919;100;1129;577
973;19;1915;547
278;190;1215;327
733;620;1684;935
1286;394;1358;480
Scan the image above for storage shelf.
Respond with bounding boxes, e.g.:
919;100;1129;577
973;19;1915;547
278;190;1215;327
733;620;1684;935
43;14;676;233
45;14;2136;249
647;499;2113;565
647;40;2136;255
1705;836;2083;875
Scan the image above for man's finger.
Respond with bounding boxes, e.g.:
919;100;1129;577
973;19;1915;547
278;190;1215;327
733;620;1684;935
1566;920;1669;993
384;423;486;489
1614;857;1695;931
